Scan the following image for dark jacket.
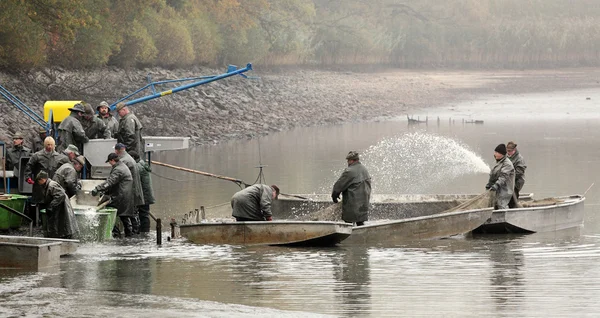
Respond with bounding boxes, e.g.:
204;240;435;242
25;150;70;203
57;113;89;152
42;179;79;238
332;161;371;223
117;112;144;155
30;135;45;153
231;184;274;221
119;152;145;206
136;159;155;205
508;150;526;193
54;162;79;198
5;145;31;174
98;113;119;136
95;161;134;217
84;116;111;139
486;155;515;209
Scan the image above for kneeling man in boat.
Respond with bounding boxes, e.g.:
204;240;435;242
231;184;280;221
485;144;515;210
332;151;372;226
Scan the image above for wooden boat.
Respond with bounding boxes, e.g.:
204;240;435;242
179;221;353;246
472;195;585;234
343;207;493;245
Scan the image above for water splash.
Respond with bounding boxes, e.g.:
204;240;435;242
356;132;489;194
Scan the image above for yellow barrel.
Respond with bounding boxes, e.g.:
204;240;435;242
44;101;82;122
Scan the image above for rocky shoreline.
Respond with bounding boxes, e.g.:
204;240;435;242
1;67;600;146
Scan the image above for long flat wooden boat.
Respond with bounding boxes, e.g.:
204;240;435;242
343;207;494;245
472;195;585;234
179;221;353;246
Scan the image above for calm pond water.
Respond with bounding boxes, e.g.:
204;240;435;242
2;88;600;317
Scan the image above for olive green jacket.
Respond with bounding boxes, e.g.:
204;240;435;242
332;161;371;223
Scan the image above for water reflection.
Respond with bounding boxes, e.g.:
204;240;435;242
486;238;525;310
332;247;371;315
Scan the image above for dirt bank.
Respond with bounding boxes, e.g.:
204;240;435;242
1;67;599;146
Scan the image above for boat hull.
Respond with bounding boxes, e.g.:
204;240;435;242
343;208;493;245
179;221;353;246
473;195;585;234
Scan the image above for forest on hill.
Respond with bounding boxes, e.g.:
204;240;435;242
1;0;600;70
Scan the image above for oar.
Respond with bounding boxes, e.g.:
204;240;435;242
151;160;248;187
150;160;308;199
584;183;595;196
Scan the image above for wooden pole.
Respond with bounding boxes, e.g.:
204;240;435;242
156;218;162;245
151;160;247;186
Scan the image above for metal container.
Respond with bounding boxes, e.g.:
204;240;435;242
83;139;117;179
144;136;190;152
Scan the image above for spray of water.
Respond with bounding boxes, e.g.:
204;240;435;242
320;132;490;194
361;132;490;193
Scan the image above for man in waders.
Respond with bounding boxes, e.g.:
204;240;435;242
507;141;526;208
231;184;280;221
332;151;371;226
486;144;515;210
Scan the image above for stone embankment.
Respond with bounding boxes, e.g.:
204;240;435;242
1;66;599;146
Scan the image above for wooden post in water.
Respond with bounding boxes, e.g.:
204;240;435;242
201;206;206;220
156;218;162;245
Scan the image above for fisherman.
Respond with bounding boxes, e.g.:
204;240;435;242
331;151;372;226
115;102;144;156
57;103;89;153
130;151;155;234
115;144;144;233
485;144;516;210
62;144;80;161
25;137;70;203
231;184;279;221
36;171;79;239
97;101;119;137
54;155;85;198
507;141;526;208
82;103;111;139
91;153;135;237
30;127;47;152
5;132;31;176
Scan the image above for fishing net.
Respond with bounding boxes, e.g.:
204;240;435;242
444;191;496;212
301;191;499;222
298;202;343;221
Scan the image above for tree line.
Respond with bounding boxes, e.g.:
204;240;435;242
1;0;600;70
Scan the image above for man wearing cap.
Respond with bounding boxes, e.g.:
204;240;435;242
57;103;89;153
82;103;111;139
62;144;80;161
332;151;372;226
36;171;79;239
231;184;280;221
54;155;86;198
97;101;119;136
91;153;135;237
115;102;144;156
25;137;70;203
486;144;516;210
507;141;526;208
5;132;31;176
30;127;47;152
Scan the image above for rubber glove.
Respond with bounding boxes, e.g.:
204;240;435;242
26;178;34;185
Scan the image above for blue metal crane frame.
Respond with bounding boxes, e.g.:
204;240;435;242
110;63;253;110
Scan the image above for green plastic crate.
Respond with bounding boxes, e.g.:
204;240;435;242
41;207;117;242
0;194;29;230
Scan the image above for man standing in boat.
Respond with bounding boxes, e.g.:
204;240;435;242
231;184;279;221
331;151;371;226
486;144;516;210
506;141;526;208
